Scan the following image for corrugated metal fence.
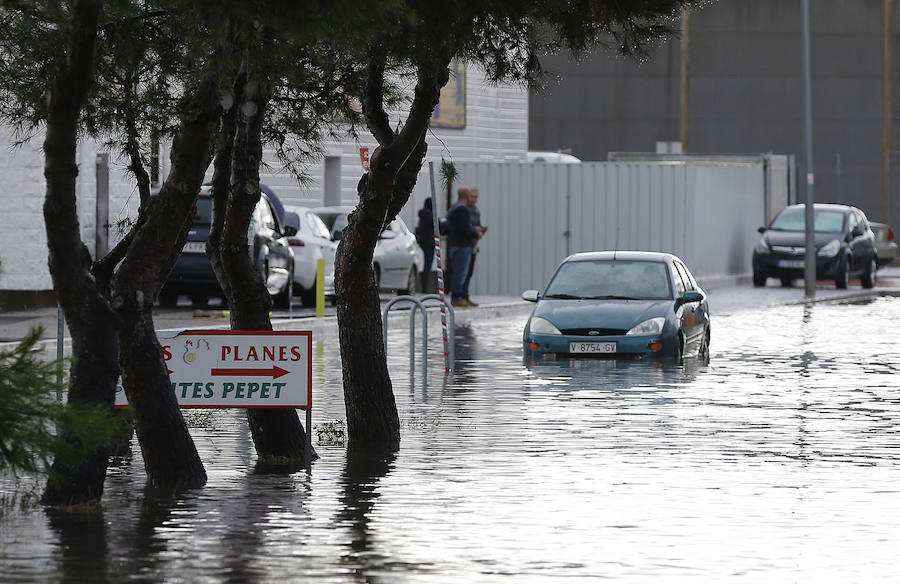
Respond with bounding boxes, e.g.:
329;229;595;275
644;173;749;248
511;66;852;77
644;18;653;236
403;160;765;297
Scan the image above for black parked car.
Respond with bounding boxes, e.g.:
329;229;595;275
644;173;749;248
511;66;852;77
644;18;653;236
160;185;295;307
752;203;878;289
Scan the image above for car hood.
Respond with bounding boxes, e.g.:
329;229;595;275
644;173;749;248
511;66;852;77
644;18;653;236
764;230;841;248
532;298;671;331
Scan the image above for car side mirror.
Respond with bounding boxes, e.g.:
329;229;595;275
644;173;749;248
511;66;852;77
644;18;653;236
676;290;703;306
851;227;863;238
332;229;342;241
757;226;766;233
522;289;540;302
282;212;300;237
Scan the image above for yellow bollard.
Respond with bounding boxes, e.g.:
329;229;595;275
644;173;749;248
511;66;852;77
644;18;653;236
316;258;325;318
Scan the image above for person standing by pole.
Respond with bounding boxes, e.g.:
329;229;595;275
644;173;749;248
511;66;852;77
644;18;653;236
462;187;487;306
414;198;435;292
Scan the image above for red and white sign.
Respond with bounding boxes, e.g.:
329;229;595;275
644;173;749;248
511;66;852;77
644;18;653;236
359;147;370;171
115;330;312;409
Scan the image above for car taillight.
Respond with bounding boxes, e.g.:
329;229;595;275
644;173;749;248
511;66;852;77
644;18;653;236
288;238;305;247
889;228;895;241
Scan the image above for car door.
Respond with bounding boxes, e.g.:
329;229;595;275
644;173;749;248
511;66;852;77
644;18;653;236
376;220;405;288
854;210;877;268
673;260;702;346
678;261;709;342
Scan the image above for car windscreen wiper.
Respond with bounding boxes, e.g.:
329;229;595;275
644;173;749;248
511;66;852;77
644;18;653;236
584;295;640;300
543;293;584;299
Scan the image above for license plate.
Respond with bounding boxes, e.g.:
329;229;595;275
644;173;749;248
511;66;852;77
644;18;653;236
777;260;804;268
183;241;206;253
569;341;616;354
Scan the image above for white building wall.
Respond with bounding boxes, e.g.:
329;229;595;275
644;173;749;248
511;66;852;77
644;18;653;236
0;64;528;293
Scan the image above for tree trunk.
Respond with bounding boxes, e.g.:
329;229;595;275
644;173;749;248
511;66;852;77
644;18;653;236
109;75;220;490
216;78;313;463
41;0;120;506
335;56;448;449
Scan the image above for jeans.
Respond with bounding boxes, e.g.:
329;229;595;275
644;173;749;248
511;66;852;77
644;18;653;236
449;246;472;300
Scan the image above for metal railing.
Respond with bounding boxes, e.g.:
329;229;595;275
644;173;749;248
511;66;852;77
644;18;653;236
382;294;455;378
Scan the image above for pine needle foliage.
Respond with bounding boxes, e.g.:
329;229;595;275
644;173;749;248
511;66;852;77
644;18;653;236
0;327;128;478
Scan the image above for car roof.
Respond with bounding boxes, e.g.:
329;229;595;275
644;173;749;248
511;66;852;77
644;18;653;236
781;203;859;214
197;183;286;222
312;206;353;214
563;250;680;263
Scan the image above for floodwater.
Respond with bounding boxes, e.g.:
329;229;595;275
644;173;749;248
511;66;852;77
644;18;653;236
3;296;900;582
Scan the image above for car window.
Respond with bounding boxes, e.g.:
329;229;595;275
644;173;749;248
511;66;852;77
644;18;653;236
670;263;686;295
674;261;695;291
544;260;672;300
769;208;845;233
855;212;869;232
306;212;331;239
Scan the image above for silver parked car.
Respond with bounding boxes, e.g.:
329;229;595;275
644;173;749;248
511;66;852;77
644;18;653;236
870;222;897;268
313;206;424;294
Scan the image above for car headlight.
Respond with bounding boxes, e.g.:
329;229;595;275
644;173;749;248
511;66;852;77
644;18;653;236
817;238;840;257
754;237;770;254
529;317;561;335
626;317;665;336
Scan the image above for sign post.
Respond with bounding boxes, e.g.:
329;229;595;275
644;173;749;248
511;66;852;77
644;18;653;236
116;330;314;458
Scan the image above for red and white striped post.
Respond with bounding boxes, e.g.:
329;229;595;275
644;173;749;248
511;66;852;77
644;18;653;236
428;162;452;373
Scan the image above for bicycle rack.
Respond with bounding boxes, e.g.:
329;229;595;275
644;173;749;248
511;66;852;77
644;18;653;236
383;295;455;378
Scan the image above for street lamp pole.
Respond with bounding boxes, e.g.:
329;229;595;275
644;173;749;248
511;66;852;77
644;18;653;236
802;0;816;298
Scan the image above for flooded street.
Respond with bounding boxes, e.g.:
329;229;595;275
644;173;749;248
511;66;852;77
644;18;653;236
4;295;900;582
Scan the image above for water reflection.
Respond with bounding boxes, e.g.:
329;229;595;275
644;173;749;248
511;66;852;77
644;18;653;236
47;508;109;584
6;297;900;581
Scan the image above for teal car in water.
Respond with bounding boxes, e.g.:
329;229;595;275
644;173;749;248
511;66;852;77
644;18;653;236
522;251;711;362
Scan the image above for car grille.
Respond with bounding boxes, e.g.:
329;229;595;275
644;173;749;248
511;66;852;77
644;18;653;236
560;328;628;336
771;245;805;255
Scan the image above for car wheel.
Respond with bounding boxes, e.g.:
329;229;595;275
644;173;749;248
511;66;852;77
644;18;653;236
780;277;793;287
273;264;293;309
861;256;877;289
189;294;208;308
299;280;316;307
752;271;767;287
835;256;849;289
673;332;685;365
699;328;711;365
398;266;417;296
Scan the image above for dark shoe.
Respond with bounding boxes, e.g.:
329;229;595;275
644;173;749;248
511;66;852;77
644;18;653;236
465;298;479;306
451;299;470;308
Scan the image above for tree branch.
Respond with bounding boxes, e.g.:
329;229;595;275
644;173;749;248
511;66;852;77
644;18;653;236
362;43;394;146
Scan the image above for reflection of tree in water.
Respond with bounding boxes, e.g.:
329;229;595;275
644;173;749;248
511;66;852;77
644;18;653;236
336;446;395;579
47;507;110;584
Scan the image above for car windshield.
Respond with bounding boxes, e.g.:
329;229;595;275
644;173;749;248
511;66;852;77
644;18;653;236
544;260;672;300
769;208;845;232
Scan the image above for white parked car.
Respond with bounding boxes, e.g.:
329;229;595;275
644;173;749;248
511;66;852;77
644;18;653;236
282;206;337;306
313;206;424;294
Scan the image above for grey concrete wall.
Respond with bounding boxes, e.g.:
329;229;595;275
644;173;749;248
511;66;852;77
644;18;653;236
530;0;900;229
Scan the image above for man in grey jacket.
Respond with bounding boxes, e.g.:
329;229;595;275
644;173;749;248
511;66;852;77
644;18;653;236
462;188;487;306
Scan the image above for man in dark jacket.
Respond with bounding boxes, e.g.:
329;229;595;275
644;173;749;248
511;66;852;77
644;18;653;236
445;187;481;307
414;198;434;292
